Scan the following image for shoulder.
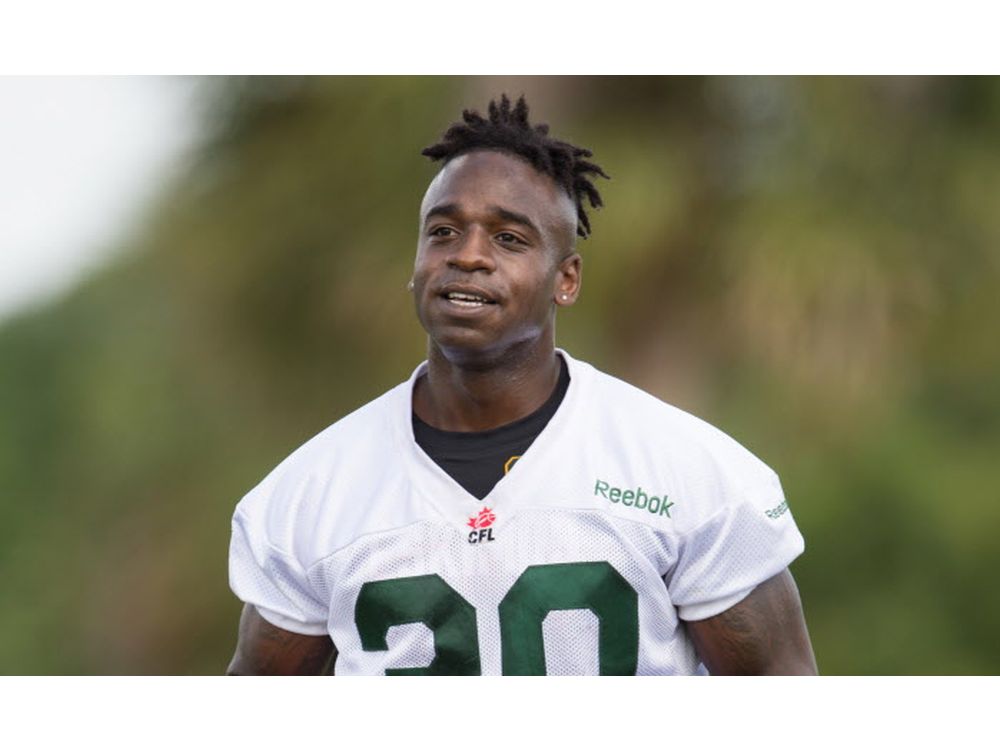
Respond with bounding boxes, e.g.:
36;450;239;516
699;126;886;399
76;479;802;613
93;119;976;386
564;354;784;531
232;377;410;557
262;380;403;486
576;356;776;478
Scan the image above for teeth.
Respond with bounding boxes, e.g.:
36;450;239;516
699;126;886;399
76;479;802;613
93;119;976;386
446;292;490;303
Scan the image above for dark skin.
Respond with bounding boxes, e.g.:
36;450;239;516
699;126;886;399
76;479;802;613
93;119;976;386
687;569;817;674
227;149;818;675
227;603;335;675
409;150;582;431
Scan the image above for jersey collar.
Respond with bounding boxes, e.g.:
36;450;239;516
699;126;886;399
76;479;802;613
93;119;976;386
391;348;587;532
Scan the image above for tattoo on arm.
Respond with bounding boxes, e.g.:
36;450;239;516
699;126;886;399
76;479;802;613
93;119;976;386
685;569;817;675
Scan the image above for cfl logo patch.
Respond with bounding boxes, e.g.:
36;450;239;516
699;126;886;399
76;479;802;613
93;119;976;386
467;507;496;544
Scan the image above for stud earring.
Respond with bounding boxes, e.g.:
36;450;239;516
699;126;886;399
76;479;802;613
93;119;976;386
561;294;568;301
407;280;414;292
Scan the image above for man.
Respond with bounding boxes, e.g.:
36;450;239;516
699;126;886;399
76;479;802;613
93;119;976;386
227;95;817;675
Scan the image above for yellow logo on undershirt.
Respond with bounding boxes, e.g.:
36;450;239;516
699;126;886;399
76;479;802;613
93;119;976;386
503;455;521;474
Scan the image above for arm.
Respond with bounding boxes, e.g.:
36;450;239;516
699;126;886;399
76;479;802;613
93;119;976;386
227;603;337;675
685;568;817;675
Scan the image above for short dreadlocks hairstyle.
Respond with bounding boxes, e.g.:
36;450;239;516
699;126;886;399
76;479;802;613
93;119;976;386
421;94;609;239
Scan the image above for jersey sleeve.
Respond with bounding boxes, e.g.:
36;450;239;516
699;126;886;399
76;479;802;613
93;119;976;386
228;491;330;636
667;468;804;621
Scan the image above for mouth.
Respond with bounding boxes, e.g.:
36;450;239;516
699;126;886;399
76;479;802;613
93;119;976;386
437;286;499;310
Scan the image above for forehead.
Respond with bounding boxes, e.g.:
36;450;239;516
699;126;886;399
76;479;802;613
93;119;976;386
420;150;576;230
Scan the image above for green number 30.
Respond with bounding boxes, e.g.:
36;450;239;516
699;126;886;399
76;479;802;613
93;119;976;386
355;561;639;675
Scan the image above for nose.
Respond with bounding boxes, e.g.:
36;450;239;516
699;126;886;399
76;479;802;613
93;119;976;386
447;226;495;273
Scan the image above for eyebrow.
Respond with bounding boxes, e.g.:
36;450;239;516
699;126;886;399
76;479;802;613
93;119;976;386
423;202;541;237
490;205;540;236
423;203;461;225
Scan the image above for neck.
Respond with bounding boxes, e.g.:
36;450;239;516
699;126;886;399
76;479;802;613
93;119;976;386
413;335;561;432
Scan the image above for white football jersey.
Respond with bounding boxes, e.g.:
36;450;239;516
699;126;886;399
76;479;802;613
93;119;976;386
229;350;804;675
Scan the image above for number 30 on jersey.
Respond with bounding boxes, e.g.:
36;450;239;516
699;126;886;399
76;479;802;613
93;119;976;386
355;561;639;675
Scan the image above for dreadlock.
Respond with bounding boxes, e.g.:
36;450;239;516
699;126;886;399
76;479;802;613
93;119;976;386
421;94;609;239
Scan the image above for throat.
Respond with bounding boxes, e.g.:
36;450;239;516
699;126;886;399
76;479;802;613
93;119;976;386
412;356;571;499
414;349;566;432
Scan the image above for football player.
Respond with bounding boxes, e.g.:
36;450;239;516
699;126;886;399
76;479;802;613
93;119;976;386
227;95;817;675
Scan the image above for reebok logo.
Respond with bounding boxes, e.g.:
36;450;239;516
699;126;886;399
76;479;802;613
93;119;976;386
765;500;789;519
594;478;674;518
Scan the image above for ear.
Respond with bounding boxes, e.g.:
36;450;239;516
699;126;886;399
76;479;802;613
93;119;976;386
553;252;582;306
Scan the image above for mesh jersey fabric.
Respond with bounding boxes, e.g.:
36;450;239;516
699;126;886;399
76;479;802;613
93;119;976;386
229;349;805;675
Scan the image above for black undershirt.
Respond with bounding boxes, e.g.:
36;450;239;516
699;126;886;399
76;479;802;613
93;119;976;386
413;356;570;500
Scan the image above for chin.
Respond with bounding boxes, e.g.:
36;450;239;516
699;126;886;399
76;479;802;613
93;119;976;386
432;333;505;368
428;327;549;371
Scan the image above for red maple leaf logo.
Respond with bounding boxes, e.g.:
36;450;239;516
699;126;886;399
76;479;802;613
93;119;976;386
467;506;496;529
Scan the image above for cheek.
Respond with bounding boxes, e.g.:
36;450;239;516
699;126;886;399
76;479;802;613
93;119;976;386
411;250;433;284
523;267;559;314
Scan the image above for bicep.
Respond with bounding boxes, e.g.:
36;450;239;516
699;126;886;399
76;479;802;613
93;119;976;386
685;568;817;675
227;604;336;675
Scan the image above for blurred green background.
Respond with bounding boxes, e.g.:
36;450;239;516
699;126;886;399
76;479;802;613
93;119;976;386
1;76;998;674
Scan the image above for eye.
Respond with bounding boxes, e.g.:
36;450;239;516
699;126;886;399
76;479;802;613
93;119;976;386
496;231;525;245
429;226;457;238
